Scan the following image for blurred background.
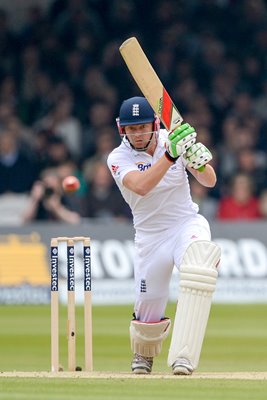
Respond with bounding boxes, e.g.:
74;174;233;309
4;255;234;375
0;0;267;306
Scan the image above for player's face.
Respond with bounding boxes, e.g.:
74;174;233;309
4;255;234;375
124;123;155;151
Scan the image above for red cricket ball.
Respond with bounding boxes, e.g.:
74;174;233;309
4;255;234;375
62;176;80;193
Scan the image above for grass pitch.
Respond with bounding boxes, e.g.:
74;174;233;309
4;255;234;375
0;303;266;399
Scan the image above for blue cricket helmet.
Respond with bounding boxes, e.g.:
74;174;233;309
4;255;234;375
118;96;155;126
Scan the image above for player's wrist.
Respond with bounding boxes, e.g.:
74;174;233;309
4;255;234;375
164;151;178;163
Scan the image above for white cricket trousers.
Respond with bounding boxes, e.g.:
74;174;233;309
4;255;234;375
133;214;211;322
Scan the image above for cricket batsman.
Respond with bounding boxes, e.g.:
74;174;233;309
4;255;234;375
107;97;221;375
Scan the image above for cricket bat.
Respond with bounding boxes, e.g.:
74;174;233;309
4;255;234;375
119;37;183;132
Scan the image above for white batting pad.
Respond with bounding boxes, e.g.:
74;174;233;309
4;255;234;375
168;240;221;369
130;318;171;357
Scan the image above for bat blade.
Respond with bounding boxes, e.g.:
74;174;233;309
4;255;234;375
119;37;183;132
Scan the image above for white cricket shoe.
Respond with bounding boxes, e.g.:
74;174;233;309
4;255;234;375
172;357;193;375
131;353;153;374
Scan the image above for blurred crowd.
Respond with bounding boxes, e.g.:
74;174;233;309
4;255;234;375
1;0;267;225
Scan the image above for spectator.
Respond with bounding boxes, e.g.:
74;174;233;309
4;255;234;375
82;127;118;181
82;160;131;220
4;115;34;156
0;75;18;107
217;173;261;220
45;135;72;167
0;8;19;78
23;167;80;224
0;101;16;129
259;188;267;218
34;92;82;159
101;40;133;100
236;147;267;195
106;0;139;40
53;0;104;50
82;66;118;112
0;129;37;194
62;50;84;97
22;71;55;125
19;45;41;102
81;101;115;159
19;5;46;45
254;80;267;122
40;32;65;81
216;115;260;186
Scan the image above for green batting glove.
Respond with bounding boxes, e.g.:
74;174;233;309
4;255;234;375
165;123;197;162
184;142;212;171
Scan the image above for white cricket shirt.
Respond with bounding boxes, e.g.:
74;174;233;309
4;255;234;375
107;130;199;235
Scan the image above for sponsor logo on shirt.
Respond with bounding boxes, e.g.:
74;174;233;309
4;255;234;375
111;164;120;176
136;162;151;171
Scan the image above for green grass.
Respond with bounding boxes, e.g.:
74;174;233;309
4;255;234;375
0;304;267;399
1;379;267;400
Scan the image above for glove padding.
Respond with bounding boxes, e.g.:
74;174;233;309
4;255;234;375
166;123;197;160
184;142;212;170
